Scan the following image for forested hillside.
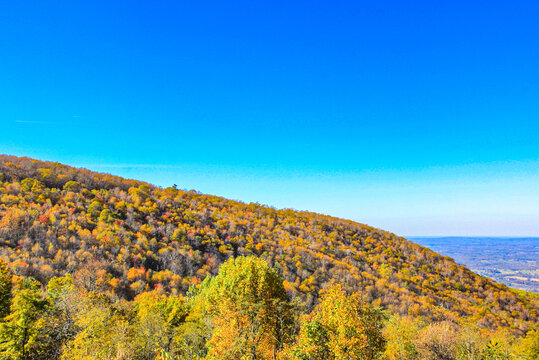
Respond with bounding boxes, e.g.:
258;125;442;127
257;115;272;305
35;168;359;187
0;154;537;336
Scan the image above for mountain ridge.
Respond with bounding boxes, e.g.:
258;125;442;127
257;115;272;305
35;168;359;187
0;154;537;333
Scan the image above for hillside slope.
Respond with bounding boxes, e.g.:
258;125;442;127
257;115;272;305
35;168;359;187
0;155;536;332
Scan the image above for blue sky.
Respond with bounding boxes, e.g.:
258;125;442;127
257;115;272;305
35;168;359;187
1;1;538;236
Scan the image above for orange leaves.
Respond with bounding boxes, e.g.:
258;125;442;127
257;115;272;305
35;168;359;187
0;154;536;334
127;267;147;282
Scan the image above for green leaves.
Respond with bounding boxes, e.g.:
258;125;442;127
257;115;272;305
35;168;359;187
61;291;134;360
292;285;386;360
132;291;188;359
0;260;12;320
0;286;48;360
190;256;294;360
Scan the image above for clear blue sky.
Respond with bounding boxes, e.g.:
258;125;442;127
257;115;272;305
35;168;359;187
1;1;538;236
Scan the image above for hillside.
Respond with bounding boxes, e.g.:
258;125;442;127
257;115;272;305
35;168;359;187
0;154;537;333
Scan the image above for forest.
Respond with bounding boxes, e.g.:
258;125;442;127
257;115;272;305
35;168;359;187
0;155;537;359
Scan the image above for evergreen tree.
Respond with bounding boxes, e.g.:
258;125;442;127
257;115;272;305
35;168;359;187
0;279;48;360
0;260;12;320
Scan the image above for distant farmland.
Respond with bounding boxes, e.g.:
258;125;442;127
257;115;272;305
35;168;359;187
410;237;539;293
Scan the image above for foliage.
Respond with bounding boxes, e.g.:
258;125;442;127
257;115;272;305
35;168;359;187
0;155;536;333
192;256;294;359
514;327;539;360
60;292;134;360
292;284;386;359
0;256;533;359
0;260;11;320
383;315;421;360
0;280;48;360
132;290;188;359
0;155;537;358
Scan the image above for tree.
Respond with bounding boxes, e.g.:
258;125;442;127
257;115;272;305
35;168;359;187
132;290;188;359
292;284;386;360
383;315;420;360
514;327;539;360
32;274;81;360
0;278;48;360
414;322;458;360
63;181;82;192
0;260;12;320
193;256;294;360
61;292;134;360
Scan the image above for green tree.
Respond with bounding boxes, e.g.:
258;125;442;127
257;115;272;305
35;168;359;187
0;279;48;360
0;260;12;320
132;290;188;359
383;315;420;360
192;256;294;360
293;284;386;360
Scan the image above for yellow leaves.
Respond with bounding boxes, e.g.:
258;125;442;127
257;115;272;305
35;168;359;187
196;268;208;278
378;263;392;279
383;315;421;360
0;194;19;205
196;257;292;360
62;293;134;360
20;178;45;192
139;223;152;235
114;200;128;211
293;285;386;360
36;168;53;180
130;280;147;294
0;207;27;233
218;245;230;255
0;155;537;336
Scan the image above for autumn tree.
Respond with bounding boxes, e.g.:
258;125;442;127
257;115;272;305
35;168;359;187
192;256;294;360
514;326;539;360
292;284;386;360
414;322;459;360
34;274;82;360
383;315;421;360
61;292;134;360
132;290;188;359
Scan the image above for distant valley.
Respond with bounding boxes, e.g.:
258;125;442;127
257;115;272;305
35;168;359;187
410;237;539;293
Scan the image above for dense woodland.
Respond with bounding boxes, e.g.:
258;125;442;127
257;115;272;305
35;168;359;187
0;155;537;359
